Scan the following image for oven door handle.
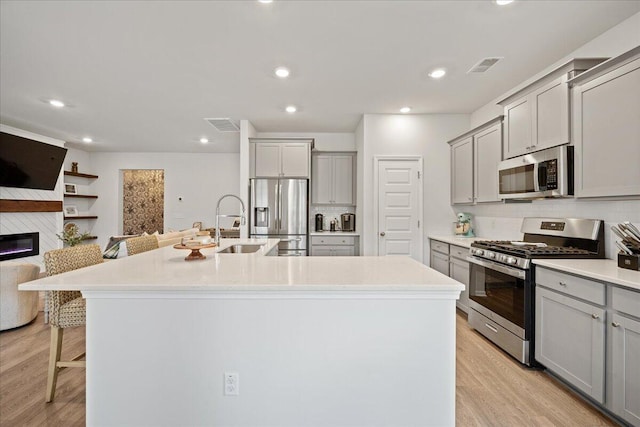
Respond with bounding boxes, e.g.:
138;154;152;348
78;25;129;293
466;256;526;279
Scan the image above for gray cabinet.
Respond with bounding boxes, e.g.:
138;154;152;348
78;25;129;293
570;47;640;198
429;239;470;313
609;286;640;426
503;75;570;158
451;137;474;204
449;117;502;205
499;58;606;159
535;285;606;403
252;140;312;178
311;153;355;205
449;245;470;313
536;266;640;424
311;235;358;256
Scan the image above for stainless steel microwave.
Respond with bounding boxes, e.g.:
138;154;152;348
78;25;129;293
498;145;574;199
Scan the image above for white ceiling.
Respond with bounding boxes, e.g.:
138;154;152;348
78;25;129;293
1;1;638;153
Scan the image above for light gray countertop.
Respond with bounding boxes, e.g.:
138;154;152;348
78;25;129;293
533;258;640;292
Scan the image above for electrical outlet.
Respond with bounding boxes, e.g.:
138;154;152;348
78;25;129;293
224;372;239;396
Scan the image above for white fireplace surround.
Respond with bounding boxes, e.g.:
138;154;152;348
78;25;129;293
0;124;65;270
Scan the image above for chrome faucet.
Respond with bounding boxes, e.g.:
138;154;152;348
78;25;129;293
215;194;246;245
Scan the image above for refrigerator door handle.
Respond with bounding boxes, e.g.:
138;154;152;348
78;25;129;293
274;182;280;231
278;182;283;230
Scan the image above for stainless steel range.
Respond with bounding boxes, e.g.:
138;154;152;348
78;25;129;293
467;217;604;365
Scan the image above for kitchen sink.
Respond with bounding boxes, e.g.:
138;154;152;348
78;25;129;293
217;244;264;254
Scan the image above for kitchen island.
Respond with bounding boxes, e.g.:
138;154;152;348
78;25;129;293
21;239;463;426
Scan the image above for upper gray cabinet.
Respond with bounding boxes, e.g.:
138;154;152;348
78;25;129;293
311;152;355;205
250;139;313;178
448;117;503;205
569;47;640;199
499;58;607;160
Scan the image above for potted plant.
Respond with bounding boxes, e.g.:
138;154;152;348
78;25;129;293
57;223;91;246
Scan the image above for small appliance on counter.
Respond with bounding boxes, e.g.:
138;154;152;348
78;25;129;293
341;213;355;232
454;212;474;237
315;213;324;232
329;218;337;232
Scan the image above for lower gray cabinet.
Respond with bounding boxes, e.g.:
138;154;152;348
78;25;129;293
311;235;358;256
430;250;450;276
609;292;640;426
429;239;470;313
536;266;640;424
450;256;470;313
535;286;606;403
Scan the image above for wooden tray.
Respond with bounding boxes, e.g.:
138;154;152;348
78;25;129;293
173;243;217;261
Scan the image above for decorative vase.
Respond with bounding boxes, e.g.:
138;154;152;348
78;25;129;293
71;162;78;173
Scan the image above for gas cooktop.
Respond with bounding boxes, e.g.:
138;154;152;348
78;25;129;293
471;240;597;258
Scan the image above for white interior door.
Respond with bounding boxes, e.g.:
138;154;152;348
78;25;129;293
377;158;422;261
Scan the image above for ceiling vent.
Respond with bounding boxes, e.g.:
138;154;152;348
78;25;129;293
204;118;240;132
467;57;503;73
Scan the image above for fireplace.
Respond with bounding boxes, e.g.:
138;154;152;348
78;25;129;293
0;232;39;261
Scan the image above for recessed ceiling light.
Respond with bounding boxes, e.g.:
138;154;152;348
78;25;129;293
400;107;411;114
49;99;65;108
495;0;514;5
82;137;93;143
285;105;297;113
275;67;290;78
200;137;209;144
428;68;447;79
258;0;273;3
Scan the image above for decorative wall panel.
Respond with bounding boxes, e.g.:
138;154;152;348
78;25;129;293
122;170;164;235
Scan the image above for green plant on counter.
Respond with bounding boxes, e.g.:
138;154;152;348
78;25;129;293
57;223;91;246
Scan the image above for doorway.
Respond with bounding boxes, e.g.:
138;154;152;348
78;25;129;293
122;169;164;235
374;157;423;262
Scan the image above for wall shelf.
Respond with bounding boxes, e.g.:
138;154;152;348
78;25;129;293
64;171;98;179
64;194;98;199
64;215;98;220
0;199;63;213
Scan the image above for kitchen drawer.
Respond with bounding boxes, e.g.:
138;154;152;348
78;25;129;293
611;286;640;318
430;240;449;255
536;267;605;306
449;244;468;260
311;235;355;246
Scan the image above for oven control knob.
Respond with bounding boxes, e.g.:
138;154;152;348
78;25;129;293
505;257;517;265
474;249;484;256
488;252;496;259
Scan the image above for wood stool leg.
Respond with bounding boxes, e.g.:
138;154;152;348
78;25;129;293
45;326;63;402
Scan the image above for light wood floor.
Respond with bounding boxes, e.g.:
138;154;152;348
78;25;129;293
0;311;617;426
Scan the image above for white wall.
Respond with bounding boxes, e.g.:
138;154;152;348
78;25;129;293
255;132;356;152
66;151;240;248
359;114;470;261
461;12;640;260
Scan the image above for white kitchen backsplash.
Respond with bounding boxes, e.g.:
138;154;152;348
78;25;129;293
457;198;640;260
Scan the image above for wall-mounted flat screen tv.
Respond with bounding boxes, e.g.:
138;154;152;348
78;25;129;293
0;131;67;191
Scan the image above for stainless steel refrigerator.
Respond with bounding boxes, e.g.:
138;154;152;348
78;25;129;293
250;178;308;256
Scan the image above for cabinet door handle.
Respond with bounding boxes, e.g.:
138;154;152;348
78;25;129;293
612;322;620;327
591;313;600;319
380;232;386;237
558;281;567;287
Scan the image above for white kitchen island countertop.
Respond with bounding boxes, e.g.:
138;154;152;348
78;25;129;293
21;238;461;292
533;258;640;291
20;238;462;426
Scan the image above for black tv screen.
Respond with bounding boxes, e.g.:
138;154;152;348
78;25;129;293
0;131;67;191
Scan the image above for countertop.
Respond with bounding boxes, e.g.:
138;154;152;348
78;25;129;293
533;259;640;292
429;235;490;249
20;238;462;293
310;231;360;236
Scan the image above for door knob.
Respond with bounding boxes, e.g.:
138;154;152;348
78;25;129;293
380;232;386;236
